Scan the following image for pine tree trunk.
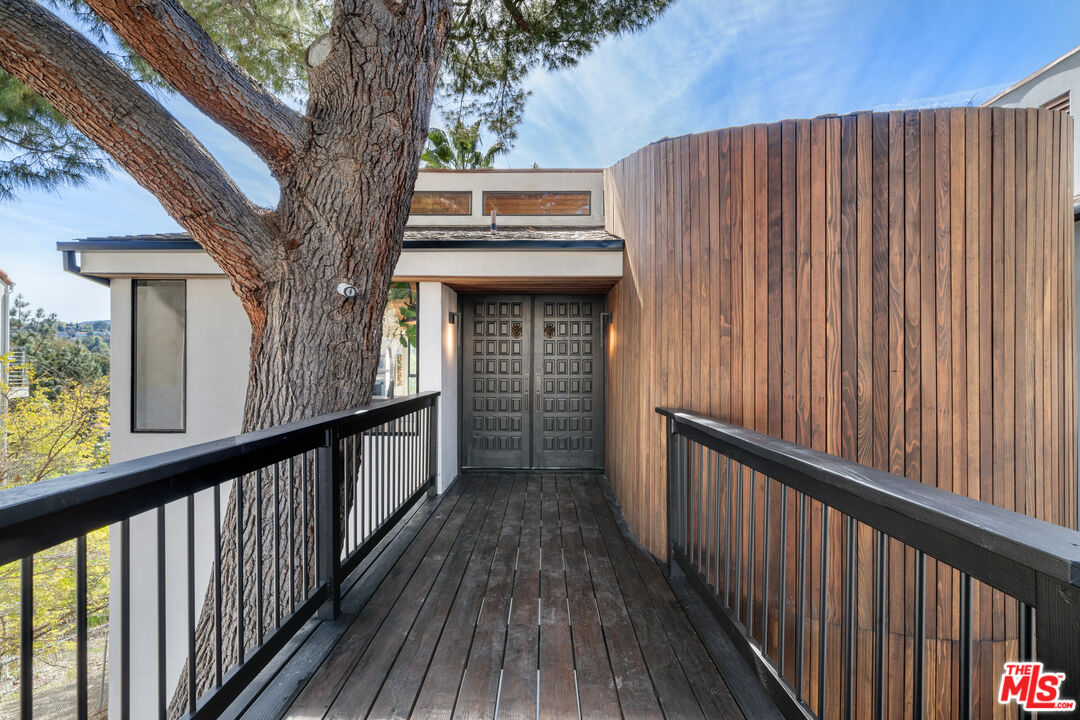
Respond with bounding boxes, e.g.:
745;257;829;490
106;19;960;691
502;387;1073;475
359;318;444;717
168;3;452;712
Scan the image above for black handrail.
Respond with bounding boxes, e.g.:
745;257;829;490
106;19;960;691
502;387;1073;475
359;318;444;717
3;391;439;720
658;406;1080;719
0;391;439;564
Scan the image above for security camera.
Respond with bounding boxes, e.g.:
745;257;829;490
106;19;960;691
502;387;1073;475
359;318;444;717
336;282;358;299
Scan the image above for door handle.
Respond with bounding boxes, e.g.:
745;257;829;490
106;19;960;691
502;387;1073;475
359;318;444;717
534;373;541;414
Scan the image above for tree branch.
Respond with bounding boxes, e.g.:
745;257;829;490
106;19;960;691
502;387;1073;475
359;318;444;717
0;0;271;300
84;0;304;177
501;0;535;35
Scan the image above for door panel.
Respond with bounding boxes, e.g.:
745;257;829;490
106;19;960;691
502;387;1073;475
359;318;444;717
461;294;604;469
462;296;531;468
531;297;604;469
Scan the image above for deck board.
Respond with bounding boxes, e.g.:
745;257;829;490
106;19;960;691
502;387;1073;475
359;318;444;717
250;473;772;720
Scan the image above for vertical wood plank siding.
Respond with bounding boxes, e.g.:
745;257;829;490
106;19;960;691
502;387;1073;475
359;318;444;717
603;108;1075;719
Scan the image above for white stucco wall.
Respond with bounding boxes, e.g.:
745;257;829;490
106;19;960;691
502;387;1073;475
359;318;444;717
108;277;250;718
109;277;250;462
986;48;1080;191
418;282;459;493
105;274;474;716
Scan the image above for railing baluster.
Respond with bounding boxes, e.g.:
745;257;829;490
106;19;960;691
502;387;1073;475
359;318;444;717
76;535;88;720
699;444;706;572
778;484;788;677
401;416;407;504
818;505;829;715
373;425;378;533
958;572;972;720
20;555;32;720
874;530;887;720
914;550;925;720
666;419;677;575
302;450;310;594
288;456;295;612
748;468;756;639
844;515;855;720
735;463;743;623
187;495;196;714
317;428;341;620
678;431;686;557
273;462;281;628
353;433;360;551
707;449;716;589
1019;601;1034;662
121;517;131;719
393;417;400;511
796;493;807;697
683;435;689;555
688;442;696;566
425;399;434;496
157;506;167;719
381;420;387;529
712;451;720;592
725;456;733;610
690;442;698;566
255;468;264;644
213;484;222;688
236;473;245;665
763;475;772;654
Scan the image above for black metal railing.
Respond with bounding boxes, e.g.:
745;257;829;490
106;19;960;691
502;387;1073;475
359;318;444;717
0;392;438;720
658;407;1080;720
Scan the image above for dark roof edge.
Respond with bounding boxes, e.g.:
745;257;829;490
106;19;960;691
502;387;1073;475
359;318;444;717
57;237;625;252
403;238;623;250
57;239;202;251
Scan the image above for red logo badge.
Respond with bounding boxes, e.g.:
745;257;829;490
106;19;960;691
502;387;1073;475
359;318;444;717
998;662;1076;712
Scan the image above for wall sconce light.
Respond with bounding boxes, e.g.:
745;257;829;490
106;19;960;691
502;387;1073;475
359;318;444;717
448;311;460;325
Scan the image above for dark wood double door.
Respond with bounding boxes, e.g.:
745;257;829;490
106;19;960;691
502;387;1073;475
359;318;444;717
462;295;604;469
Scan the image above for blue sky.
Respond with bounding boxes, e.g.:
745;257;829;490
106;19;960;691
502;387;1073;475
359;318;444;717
3;0;1080;320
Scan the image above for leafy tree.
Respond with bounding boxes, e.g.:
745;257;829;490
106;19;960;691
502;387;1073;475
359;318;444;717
422;120;505;169
9;295;109;396
0;369;108;488
0;0;673;705
387;282;417;348
0;365;110;711
0;72;108;200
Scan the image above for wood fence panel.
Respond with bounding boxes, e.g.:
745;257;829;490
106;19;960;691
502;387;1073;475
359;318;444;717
603;107;1075;719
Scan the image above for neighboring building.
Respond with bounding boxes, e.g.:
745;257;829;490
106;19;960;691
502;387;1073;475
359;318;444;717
0;268;28;401
984;44;1080;198
0;268;11;359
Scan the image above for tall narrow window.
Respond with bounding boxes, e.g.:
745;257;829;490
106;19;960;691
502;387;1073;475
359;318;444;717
133;279;186;432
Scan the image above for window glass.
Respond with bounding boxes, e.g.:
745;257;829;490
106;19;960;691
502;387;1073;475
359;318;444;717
410;190;472;215
483;191;591;216
375;282;419;399
133;280;186;431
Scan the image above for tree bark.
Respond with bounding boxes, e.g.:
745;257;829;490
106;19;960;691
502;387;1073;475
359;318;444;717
1;0;451;712
83;0;304;177
0;0;271;307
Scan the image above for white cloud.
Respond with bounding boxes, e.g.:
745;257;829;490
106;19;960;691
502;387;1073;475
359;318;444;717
506;0;854;168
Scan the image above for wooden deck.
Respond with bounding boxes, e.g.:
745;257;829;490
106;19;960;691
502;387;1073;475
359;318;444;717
232;473;777;720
